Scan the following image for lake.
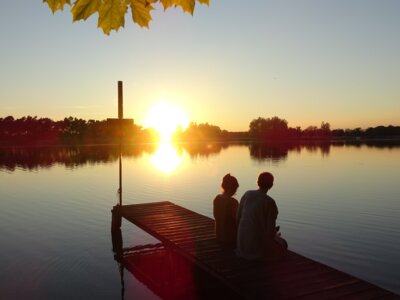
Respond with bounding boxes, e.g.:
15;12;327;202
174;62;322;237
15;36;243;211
1;141;399;299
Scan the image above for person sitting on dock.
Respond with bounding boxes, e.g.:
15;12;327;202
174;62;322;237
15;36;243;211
236;172;288;261
213;173;240;244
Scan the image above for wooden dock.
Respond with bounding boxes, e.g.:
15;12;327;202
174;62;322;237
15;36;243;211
112;201;399;300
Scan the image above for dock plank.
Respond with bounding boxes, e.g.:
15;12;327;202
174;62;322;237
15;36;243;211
117;201;399;300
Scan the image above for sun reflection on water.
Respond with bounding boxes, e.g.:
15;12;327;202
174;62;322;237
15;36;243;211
150;142;182;174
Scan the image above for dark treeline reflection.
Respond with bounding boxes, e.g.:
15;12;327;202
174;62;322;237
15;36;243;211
249;141;333;162
0;145;158;172
332;139;400;149
0;143;232;171
1;141;399;171
176;142;231;159
250;140;400;162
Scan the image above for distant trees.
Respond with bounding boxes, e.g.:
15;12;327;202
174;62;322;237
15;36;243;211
174;122;224;141
330;125;400;139
249;117;289;140
0;116;141;145
301;122;331;139
364;126;400;138
247;117;332;140
247;116;400;141
0;116;229;145
0;116;59;144
1;115;400;146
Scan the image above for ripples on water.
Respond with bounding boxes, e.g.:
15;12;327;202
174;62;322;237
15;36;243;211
0;141;399;299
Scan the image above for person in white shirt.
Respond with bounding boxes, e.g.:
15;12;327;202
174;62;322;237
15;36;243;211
236;172;287;261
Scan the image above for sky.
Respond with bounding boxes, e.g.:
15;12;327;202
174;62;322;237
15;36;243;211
0;0;399;131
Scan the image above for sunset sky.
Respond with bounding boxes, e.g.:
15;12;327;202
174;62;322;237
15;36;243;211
0;0;399;131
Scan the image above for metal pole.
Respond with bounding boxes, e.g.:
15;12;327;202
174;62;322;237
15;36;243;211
112;81;124;299
118;81;123;119
118;81;124;297
118;81;123;206
119;149;122;206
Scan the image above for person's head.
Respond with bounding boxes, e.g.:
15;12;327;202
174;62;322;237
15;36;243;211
257;172;274;191
221;173;239;196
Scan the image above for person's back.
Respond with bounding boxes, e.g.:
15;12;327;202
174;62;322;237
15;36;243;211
214;194;238;243
213;174;239;243
236;172;287;261
236;190;277;260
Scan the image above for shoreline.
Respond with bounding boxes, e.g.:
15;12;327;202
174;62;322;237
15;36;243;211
1;137;400;148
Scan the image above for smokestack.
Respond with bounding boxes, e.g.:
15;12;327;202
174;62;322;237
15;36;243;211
118;81;123;120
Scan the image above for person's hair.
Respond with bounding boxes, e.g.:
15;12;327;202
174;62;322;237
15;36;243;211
257;172;274;190
221;173;239;195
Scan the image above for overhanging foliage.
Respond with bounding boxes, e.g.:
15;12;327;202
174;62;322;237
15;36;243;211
43;0;209;34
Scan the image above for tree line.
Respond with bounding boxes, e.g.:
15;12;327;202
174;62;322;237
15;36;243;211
246;116;400;140
1;115;399;146
0;116;140;145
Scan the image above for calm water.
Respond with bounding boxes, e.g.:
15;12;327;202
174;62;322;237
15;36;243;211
1;141;399;299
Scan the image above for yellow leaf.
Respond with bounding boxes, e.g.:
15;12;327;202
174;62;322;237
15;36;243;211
174;0;195;15
71;0;101;21
98;0;128;34
130;0;153;28
197;0;209;5
160;0;201;15
160;0;174;10
44;0;71;13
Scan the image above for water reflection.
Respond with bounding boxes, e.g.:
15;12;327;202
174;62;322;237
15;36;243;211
150;142;182;174
0;144;157;171
247;140;400;161
249;143;291;162
248;141;333;162
1;140;400;297
1;140;399;171
176;142;230;159
111;225;241;299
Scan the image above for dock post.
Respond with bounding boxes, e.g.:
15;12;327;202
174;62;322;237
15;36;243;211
111;205;123;259
111;204;124;299
111;204;122;232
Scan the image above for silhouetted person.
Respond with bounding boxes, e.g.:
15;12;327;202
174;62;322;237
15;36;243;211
237;172;288;261
213;174;239;243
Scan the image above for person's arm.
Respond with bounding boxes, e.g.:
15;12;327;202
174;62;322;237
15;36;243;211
213;196;218;220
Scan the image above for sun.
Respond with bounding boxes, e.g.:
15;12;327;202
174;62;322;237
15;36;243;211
144;102;190;141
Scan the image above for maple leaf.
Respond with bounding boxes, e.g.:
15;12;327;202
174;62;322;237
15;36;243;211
160;0;194;13
44;0;210;34
71;0;101;21
159;0;174;10
98;0;128;34
44;0;71;13
130;0;154;28
173;0;195;15
160;0;208;15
